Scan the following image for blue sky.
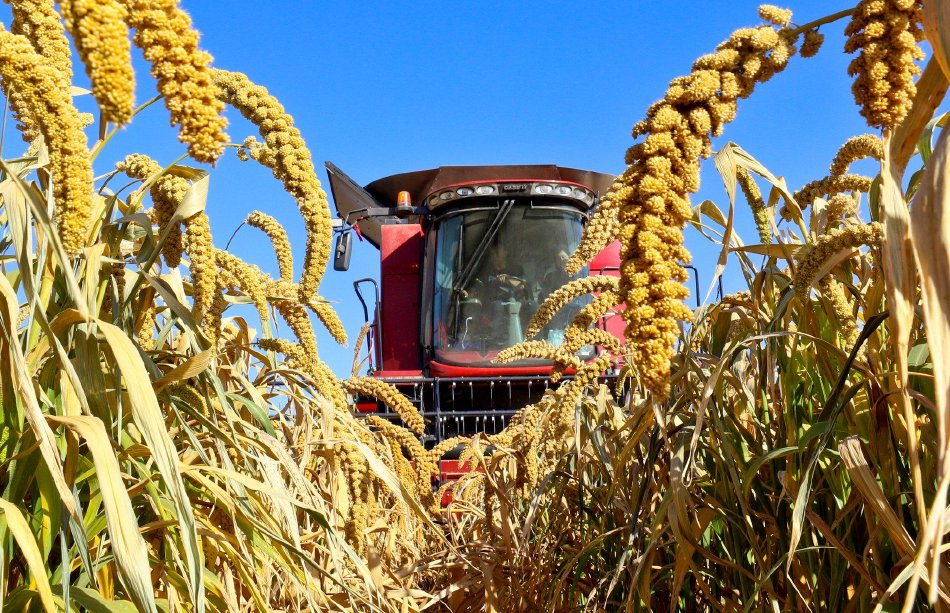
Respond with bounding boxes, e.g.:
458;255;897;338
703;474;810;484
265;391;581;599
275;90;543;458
5;2;898;376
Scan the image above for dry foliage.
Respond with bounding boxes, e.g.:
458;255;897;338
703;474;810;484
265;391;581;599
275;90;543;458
0;1;946;612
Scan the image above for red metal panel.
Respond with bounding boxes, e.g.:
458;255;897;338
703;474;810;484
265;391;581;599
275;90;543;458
428;360;562;378
590;240;626;344
380;224;424;371
374;370;425;379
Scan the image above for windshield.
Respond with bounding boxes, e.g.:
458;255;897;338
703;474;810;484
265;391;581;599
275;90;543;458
432;202;590;367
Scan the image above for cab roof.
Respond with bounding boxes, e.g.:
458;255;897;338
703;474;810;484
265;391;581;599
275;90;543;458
326;163;615;247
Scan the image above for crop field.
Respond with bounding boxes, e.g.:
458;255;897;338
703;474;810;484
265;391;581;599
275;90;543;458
0;0;947;611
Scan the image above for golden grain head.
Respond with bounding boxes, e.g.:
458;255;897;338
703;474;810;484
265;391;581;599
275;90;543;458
60;0;135;124
793;221;883;299
844;0;925;128
126;0;228;162
0;26;92;256
246;210;294;281
799;29;825;58
757;5;793;27
213;69;333;301
736;167;771;244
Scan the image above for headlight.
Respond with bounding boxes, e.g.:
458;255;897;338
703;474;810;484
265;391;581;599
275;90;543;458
456;187;474;196
440;191;454;200
534;184;554;194
555;185;573;196
475;185;494;195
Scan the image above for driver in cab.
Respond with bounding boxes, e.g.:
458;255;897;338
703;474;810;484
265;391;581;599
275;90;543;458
482;243;526;299
474;242;530;346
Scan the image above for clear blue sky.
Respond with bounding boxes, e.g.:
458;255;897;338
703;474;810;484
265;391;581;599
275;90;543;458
4;2;900;376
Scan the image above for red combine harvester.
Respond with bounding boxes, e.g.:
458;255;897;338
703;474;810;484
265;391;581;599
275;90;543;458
326;164;624;482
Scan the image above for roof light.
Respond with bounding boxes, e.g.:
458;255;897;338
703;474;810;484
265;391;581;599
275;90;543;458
555;185;573;196
534;184;554;194
475;185;495;195
440;191;454;200
397;190;412;206
456;187;474;196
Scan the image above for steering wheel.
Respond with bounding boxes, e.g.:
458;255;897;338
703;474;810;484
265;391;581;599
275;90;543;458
492;273;526;287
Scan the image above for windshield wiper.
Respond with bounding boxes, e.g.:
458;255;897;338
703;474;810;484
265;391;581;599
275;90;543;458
453;199;515;295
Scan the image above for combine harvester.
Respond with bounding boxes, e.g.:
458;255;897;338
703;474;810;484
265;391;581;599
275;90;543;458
327;163;624;482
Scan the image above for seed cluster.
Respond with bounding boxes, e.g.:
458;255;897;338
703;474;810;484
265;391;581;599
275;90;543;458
137;300;154;349
351;322;371;377
342;377;425;436
571;13;801;397
116;154;216;326
307;298;348;346
258;335;346;407
258;337;309;370
736;167;771;244
0;27;92;256
365;415;436;506
844;0;925;129
336;441;369;554
116;153;185;266
60;0;134;124
216;249;268;324
269;278;348;346
525;275;619;339
184;213;215;326
169;383;209;416
8;0;71;141
125;0;228;163
829;134;883;176
565;188;621;277
561;328;621;357
793;221;883;299
213;70;333;302
825;193;860;228
246;211;293;281
800;29;825;58
494;340;584;372
758;5;793;27
819;276;862;356
794;174;873;208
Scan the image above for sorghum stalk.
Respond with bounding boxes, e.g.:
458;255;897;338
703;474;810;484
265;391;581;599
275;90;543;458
571;9;806;396
246;211;293;281
125;0;228;163
342;377;425;436
829;134;883;175
526;275;619;338
8;0;71;141
845;0;925;129
60;0;135;124
794;174;873;207
0;26;92;256
736;167;771;244
212;69;333;303
115;153;185;267
793;221;883;299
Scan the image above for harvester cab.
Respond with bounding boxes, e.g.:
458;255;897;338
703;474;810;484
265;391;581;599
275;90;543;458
327;163;623;475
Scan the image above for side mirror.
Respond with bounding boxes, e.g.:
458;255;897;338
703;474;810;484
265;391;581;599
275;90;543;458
333;232;352;271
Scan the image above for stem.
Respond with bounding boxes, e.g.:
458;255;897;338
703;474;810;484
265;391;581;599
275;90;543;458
225;221;246;251
0;96;8;161
788;8;855;37
89;95;161;161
